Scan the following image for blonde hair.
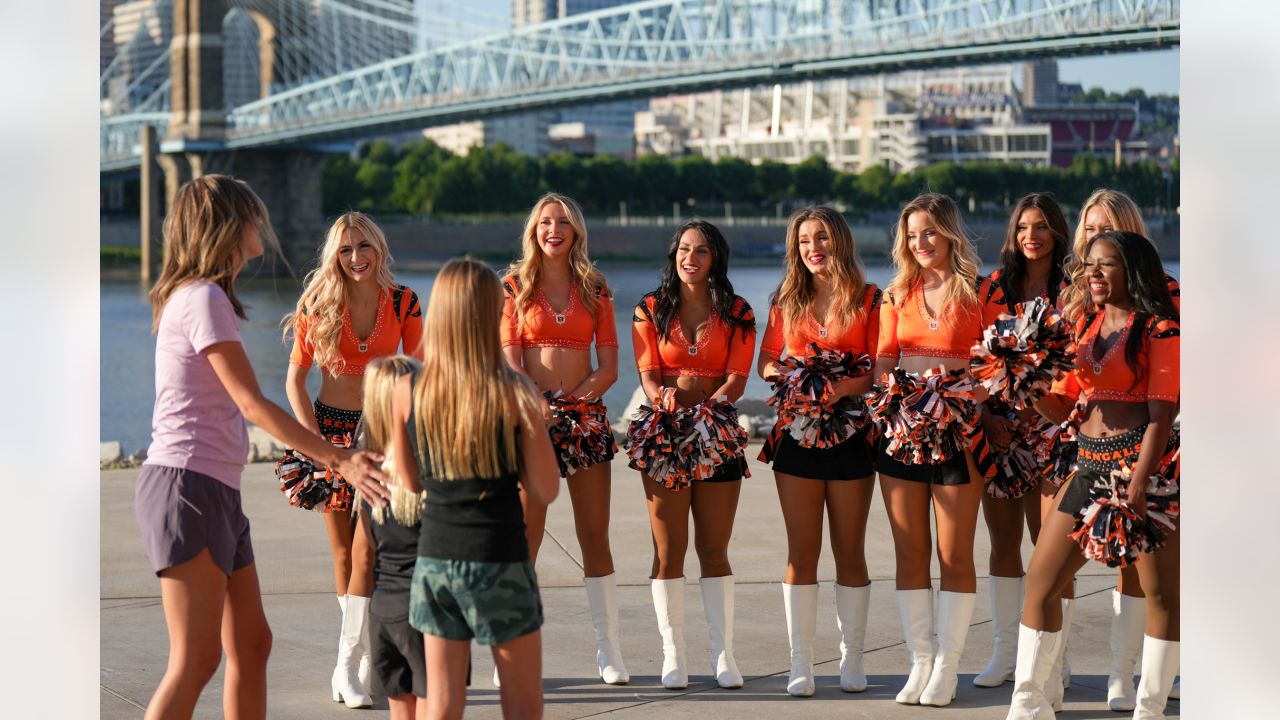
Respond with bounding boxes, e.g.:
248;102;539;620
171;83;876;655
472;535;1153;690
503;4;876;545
775;206;868;335
282;212;398;375
360;354;424;525
1061;188;1147;321
413;258;542;480
148;174;279;330
504;193;608;329
887;193;981;318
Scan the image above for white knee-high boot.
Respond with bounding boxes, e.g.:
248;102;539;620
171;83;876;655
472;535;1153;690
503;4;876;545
332;594;372;708
1045;597;1075;710
1005;624;1062;720
651;578;688;689
894;588;935;705
783;583;818;697
920;590;976;707
834;583;870;692
1108;590;1147;711
975;575;1023;687
585;573;630;685
700;575;743;688
1133;636;1179;719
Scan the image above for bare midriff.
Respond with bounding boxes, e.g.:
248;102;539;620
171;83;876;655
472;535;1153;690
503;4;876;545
522;346;596;397
315;374;366;412
1081;400;1152;438
898;354;969;376
661;374;728;408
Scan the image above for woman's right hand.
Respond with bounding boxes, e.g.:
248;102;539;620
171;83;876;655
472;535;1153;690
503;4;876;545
983;412;1015;453
336;449;391;505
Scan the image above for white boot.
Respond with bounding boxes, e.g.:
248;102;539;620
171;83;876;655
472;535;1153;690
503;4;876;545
782;583;818;696
493;666;501;688
651;578;688;689
700;576;743;688
894;588;934;704
1107;590;1147;711
834;583;870;692
974;575;1023;687
332;594;372;708
585;574;630;685
1005;624;1061;720
920;590;976;707
1046;597;1075;711
1133;636;1179;719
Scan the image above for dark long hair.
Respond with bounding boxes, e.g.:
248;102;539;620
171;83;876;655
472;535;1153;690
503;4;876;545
998;193;1070;305
1083;230;1178;387
649;219;753;341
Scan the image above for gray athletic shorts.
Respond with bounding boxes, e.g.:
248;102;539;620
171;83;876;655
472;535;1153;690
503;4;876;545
135;464;254;577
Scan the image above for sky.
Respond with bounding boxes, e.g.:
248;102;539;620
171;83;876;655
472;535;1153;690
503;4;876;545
450;1;1179;96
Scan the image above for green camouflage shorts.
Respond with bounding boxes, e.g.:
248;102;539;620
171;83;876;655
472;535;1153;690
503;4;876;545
409;556;543;645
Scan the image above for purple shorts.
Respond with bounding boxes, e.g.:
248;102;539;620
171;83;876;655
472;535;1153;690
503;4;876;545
135;464;254;577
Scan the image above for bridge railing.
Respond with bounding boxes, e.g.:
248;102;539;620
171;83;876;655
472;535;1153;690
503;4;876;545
101;114;170;172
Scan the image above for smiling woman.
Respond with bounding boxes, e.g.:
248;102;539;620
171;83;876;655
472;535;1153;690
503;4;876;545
279;211;425;709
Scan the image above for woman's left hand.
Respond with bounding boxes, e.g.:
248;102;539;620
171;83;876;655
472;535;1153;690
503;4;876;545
1125;482;1148;519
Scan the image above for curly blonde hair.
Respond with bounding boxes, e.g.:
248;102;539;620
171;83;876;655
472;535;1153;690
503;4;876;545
886;193;981;320
282;212;398;375
1060;188;1147;321
503;193;608;329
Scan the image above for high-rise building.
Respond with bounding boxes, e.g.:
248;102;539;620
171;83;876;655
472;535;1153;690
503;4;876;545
1023;60;1059;106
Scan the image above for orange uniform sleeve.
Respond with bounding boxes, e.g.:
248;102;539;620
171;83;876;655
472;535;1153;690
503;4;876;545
864;287;882;362
759;301;785;359
1146;318;1180;402
500;283;522;348
725;301;757;377
979;277;1007;329
400;289;424;359
289;308;314;367
594;290;618;348
877;292;901;361
632;297;662;373
1165;272;1181;314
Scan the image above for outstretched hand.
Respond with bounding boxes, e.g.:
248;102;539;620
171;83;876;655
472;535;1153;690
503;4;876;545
337;449;391;505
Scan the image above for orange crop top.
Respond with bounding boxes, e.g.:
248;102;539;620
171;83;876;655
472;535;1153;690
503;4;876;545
500;276;618;351
878;277;1006;361
760;283;882;361
290;285;423;376
632;293;756;378
1051;312;1179;404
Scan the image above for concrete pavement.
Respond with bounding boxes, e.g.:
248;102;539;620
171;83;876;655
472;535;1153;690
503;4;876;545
101;447;1177;718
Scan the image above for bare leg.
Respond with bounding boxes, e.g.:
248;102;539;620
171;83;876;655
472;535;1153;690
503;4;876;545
774;473;827;585
982;492;1026;579
880;475;934;590
492;631;545;720
423;636;470;720
1034;483;1075;599
144;549;229;720
566;462;615;577
690;480;742;578
520;487;549;566
220;563;272;720
387;694;416;720
323;509;356;596
1133;525;1180;640
1021;507;1089;632
347;512;375;597
644;476;692;579
826;476;875;588
1118;563;1145;598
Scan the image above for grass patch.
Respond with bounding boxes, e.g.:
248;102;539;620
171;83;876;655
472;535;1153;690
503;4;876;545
101;245;142;267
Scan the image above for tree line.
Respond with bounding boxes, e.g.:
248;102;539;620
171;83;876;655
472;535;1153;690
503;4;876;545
323;138;1179;218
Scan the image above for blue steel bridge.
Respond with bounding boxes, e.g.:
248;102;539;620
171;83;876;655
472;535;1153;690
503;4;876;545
100;0;1178;265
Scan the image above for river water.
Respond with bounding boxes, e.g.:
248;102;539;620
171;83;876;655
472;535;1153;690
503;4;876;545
101;260;1179;454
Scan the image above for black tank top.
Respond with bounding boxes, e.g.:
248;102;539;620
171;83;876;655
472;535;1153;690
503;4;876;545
360;499;418;620
406;388;529;563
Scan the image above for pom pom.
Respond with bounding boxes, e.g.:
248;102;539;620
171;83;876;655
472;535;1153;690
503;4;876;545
545;392;618;477
276;449;350;512
625;388;749;491
987;413;1063;499
765;345;873;450
868;366;979;465
1069;454;1180;568
970;297;1076;410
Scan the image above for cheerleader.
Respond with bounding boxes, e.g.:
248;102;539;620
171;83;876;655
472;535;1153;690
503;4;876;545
872;193;1006;707
1060;188;1181;709
630;220;756;689
500;193;627;685
282;212;423;708
757;207;881;696
973;194;1074;696
1006;230;1179;720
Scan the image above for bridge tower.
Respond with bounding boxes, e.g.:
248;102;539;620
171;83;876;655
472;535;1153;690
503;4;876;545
157;0;324;273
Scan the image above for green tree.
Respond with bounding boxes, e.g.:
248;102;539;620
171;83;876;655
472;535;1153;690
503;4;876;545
674;154;717;203
583;154;633;212
714;156;756;204
754;160;793;203
541;152;589;202
633;154;677;211
390;139;452;215
793;155;835;201
322;154;360;214
853;165;893;208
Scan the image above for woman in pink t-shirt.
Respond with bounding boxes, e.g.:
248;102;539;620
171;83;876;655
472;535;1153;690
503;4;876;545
137;175;389;720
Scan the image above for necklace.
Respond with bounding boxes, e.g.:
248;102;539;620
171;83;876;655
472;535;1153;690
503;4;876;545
807;310;830;339
536;285;576;325
917;283;943;332
674;311;716;355
343;290;387;354
1083;312;1134;375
